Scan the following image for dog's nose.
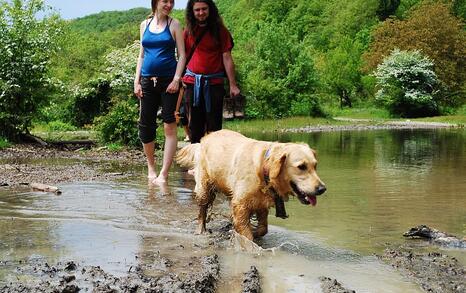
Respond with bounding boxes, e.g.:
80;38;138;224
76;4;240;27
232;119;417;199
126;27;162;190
316;184;326;195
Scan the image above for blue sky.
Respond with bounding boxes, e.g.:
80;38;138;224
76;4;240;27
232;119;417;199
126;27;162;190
43;0;188;20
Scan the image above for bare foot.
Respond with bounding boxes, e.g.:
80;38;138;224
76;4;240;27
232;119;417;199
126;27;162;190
154;174;167;185
147;169;157;180
157;181;171;195
187;169;195;176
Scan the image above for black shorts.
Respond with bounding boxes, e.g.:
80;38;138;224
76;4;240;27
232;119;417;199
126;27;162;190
138;76;178;143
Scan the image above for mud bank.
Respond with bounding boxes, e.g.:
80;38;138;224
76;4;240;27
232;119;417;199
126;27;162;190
0;144;146;187
0;255;220;293
380;249;465;293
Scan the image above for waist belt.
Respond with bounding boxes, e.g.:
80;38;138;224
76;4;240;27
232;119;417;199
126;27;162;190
185;68;224;113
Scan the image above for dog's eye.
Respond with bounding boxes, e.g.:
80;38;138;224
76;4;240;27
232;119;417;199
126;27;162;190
298;164;307;171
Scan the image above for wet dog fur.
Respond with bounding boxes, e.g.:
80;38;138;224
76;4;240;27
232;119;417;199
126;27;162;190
176;129;326;240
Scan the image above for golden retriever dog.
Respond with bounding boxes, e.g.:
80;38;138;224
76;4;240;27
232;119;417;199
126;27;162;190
176;129;326;240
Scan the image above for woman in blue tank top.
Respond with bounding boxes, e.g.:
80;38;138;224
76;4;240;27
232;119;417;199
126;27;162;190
134;0;186;185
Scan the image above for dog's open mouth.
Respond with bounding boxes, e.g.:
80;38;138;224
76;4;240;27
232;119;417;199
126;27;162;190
290;181;318;206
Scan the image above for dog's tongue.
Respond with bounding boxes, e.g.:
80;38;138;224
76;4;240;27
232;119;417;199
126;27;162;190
307;195;317;206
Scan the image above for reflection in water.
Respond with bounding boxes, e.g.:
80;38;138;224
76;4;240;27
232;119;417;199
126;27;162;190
0;129;464;291
268;129;466;259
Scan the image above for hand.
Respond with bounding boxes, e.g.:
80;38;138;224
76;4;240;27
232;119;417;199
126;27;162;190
166;80;180;94
230;84;240;97
134;83;143;99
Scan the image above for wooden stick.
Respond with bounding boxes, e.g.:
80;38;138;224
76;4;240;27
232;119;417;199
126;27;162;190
30;183;62;194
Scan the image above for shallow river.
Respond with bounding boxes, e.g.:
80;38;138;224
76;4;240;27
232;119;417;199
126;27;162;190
1;128;465;292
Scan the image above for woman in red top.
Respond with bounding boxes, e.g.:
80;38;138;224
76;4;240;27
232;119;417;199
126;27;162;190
182;0;240;143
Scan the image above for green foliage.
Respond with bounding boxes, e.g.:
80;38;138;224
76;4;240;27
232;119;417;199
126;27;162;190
66;78;111;127
50;11;141;85
94;99;139;147
0;136;11;149
89;41;142;146
316;36;365;108
106;143;123;152
69;8;150;33
0;0;64;140
218;0;384;118
104;41;139;93
374;49;439;117
365;1;466;99
238;23;318;118
452;0;466;19
45;120;76;131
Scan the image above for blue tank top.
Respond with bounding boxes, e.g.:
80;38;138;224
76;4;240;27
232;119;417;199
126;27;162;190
141;18;177;77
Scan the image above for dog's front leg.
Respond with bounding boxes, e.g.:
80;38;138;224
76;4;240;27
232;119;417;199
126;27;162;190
196;204;208;235
232;202;253;240
254;208;269;237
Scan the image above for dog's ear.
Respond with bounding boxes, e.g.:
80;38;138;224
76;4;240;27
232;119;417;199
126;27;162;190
269;152;287;179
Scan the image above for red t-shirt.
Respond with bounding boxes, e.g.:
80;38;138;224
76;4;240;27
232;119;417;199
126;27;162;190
182;25;233;85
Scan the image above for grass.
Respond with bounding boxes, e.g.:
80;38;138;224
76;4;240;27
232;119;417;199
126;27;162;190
106;143;123;152
224;116;357;133
31;121;97;142
324;105;391;120
0;137;11;149
413;115;466;126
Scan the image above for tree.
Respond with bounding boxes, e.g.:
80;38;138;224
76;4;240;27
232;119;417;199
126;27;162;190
374;49;439;117
364;1;466;108
317;36;365;108
0;0;63;140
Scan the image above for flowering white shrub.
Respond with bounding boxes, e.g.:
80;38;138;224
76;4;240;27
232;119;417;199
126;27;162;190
104;41;139;90
374;49;439;117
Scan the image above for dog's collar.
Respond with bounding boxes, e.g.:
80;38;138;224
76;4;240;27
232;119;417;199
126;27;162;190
263;146;272;185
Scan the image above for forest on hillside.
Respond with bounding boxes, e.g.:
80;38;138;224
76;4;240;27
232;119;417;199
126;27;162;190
0;0;465;144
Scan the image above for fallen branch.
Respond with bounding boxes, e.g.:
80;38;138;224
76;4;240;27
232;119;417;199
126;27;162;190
404;225;466;248
30;183;62;194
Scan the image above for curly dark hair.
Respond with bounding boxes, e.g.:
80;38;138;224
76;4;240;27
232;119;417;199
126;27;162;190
185;0;225;43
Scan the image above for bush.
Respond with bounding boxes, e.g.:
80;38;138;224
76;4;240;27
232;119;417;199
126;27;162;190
66;77;112;127
94;99;139;147
0;137;11;149
46;121;76;132
0;0;64;140
365;1;466;100
374;49;439;117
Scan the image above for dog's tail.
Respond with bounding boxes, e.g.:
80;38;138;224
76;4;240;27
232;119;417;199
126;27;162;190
176;143;200;169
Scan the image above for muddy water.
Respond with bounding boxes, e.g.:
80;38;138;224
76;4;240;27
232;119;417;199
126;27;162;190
1;128;465;292
257;129;466;259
